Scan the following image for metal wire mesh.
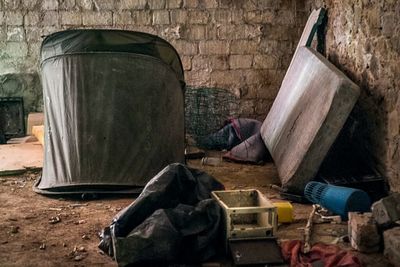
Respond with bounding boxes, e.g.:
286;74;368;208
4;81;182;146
185;87;239;147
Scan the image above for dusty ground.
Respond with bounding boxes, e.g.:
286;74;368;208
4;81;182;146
0;157;391;266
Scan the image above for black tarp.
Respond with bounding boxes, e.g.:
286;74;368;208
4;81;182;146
35;30;185;194
99;163;225;266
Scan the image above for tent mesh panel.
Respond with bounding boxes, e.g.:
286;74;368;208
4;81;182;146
185;87;239;147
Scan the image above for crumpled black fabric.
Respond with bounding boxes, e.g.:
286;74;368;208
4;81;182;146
99;163;225;266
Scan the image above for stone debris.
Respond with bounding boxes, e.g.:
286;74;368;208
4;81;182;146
39;243;46;250
75;219;86;225
49;216;61;224
372;193;400;227
383;227;400;266
348;212;380;253
10;226;19;234
81;234;90;240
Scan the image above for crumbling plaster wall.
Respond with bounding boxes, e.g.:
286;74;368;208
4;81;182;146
0;0;307;117
306;0;400;191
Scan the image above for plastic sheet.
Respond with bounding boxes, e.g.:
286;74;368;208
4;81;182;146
99;163;225;266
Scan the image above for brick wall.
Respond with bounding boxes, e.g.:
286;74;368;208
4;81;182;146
305;0;400;192
0;0;307;118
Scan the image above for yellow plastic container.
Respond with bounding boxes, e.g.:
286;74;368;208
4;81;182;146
273;202;293;223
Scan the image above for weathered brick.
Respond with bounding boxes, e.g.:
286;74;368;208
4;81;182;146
210;70;243;87
199;40;229;55
58;0;76;10
170;9;187;24
244;10;275;24
180;55;192;71
381;13;396;37
231;40;258;54
22;0;40;10
3;0;20;10
348;212;380;253
152;10;170;25
5;11;23;25
253;55;278;69
132;10;152;25
118;0;147;10
199;0;217;8
166;0;182;9
239;100;256;117
6;26;24;42
82;11;112;26
148;0;165;9
42;0;58;10
188;10;209;24
217;24;245;40
384;227;400;265
161;25;182;39
183;0;198;8
212;9;231;23
76;0;93;10
231;9;243;24
209;55;228;70
186;25;206;40
61;11;82;26
229;55;253;69
93;0;115;10
5;42;28;57
24;11;40;26
27;41;41;58
42;11;60;26
186;69;210;86
172;40;198;55
25;26;41;42
113;11;132;25
191;55;209;70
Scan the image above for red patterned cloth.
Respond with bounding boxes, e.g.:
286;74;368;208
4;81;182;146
281;240;362;267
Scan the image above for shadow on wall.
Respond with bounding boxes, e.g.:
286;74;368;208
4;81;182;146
0;73;43;115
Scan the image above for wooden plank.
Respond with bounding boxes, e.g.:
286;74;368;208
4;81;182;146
0;142;43;175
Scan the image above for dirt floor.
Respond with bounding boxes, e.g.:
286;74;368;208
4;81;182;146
0;156;392;266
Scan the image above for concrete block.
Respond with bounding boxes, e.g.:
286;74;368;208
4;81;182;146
199;40;229;55
383;227;400;265
82;11;112;26
148;0;165;9
61;11;82;26
229;55;253;69
372;193;400;227
6;26;24;42
152;10;170;25
348;212;380;253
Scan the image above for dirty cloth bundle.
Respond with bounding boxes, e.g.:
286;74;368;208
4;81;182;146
281;240;362;267
198;118;269;164
99;163;224;266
